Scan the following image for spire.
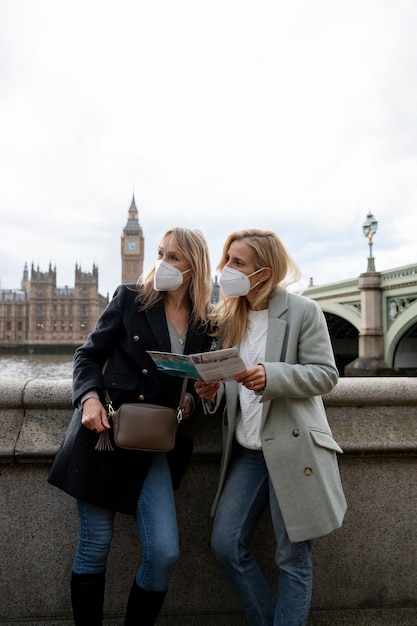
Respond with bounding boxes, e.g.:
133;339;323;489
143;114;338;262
130;192;137;213
126;193;140;228
121;192;145;283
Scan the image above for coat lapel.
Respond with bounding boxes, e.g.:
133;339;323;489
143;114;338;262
265;288;289;362
262;290;289;419
184;322;211;354
145;304;171;352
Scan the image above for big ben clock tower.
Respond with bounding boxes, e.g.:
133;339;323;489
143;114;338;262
121;194;144;284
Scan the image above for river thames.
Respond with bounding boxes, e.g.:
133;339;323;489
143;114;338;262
0;354;74;379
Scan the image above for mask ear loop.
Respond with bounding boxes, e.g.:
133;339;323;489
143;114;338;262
182;268;192;285
247;267;265;292
248;280;261;292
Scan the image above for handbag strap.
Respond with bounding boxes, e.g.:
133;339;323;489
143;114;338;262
178;376;189;407
96;360;189;452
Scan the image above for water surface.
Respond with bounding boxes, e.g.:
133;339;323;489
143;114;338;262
0;354;73;380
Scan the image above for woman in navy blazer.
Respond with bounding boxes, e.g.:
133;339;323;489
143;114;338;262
196;229;346;626
48;227;214;626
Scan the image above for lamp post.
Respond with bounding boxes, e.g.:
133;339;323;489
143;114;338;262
345;210;386;375
363;212;378;271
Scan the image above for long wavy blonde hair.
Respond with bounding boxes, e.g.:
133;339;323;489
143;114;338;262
216;229;300;347
137;227;214;329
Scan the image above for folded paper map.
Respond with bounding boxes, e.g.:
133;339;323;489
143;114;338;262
147;348;246;383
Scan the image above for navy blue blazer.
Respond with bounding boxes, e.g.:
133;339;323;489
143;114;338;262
48;284;213;514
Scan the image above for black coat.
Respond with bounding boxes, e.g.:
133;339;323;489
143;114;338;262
48;284;213;514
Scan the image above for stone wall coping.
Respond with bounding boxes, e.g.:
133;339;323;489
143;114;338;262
1;377;416;464
0;378;72;408
324;376;417;406
1;376;416;408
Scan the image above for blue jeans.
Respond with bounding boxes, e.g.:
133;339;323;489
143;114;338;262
211;445;312;626
72;452;179;592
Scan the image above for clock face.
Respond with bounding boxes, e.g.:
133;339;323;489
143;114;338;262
126;240;138;252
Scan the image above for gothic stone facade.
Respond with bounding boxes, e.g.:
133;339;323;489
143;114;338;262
0;197;144;349
0;263;108;347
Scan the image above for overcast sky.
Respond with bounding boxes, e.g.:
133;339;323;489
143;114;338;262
1;0;416;296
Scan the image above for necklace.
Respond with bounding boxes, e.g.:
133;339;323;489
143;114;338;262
171;322;186;345
166;314;188;345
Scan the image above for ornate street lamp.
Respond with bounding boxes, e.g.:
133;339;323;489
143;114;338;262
362;212;378;271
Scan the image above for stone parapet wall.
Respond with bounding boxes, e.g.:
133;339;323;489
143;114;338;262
1;377;417;625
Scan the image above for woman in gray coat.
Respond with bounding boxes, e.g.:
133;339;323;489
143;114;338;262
196;228;347;626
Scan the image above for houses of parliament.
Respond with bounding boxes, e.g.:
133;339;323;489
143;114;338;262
0;196;144;351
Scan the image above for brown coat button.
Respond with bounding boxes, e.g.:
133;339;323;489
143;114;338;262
138;395;145;401
133;335;140;342
142;369;149;375
304;467;313;476
292;428;300;437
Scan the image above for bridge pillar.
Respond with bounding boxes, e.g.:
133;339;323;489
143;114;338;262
345;271;388;376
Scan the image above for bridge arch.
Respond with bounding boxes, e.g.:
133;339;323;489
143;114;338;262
303;265;417;375
323;312;359;376
320;302;361;331
386;301;417;367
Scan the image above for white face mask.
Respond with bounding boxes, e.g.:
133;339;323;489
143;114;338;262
153;260;191;292
218;266;264;298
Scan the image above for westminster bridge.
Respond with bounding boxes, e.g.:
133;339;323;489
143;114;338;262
303;262;417;376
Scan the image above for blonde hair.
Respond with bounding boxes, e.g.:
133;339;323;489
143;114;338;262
216;228;300;347
137;227;214;329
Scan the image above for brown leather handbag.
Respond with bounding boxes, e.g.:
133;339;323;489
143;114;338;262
96;378;188;452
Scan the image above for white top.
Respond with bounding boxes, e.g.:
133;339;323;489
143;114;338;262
235;308;268;450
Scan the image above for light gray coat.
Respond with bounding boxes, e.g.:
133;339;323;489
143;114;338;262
211;288;347;542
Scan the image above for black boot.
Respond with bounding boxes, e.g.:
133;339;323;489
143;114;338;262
124;582;167;626
71;571;105;626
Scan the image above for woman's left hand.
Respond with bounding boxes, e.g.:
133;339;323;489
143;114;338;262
194;380;220;401
235;365;266;392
